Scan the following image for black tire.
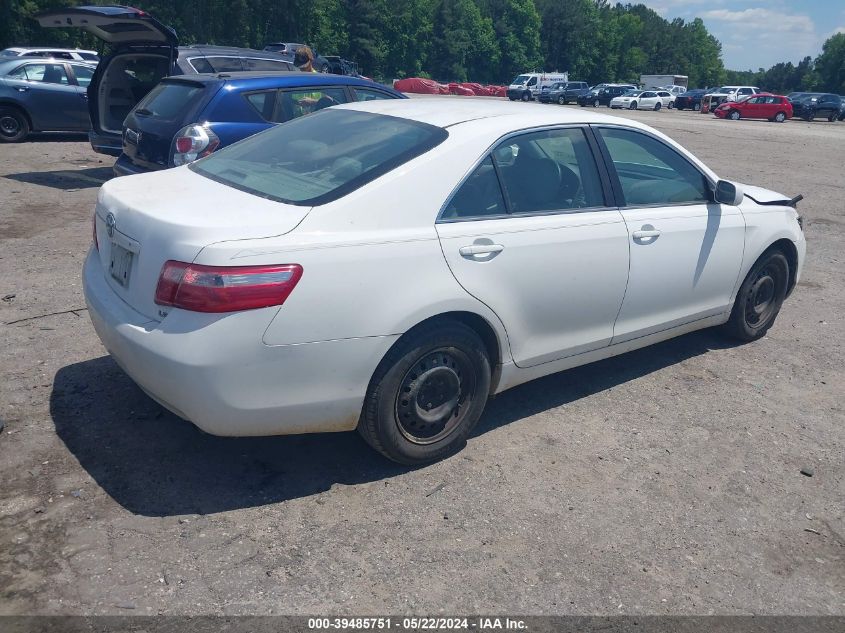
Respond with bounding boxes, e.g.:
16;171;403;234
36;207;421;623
593;98;600;108
0;106;30;143
558;96;565;105
676;104;685;111
774;111;786;123
521;92;530;102
828;112;837;122
654;102;662;111
806;112;815;122
358;321;492;464
668;101;673;109
723;250;789;342
693;102;701;111
729;109;740;120
629;101;637;110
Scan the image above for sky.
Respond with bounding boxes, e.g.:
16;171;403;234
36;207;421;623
645;0;845;70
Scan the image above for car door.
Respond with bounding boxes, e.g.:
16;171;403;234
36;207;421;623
640;92;657;109
594;126;745;343
740;95;762;118
67;62;95;128
5;62;84;130
436;126;630;367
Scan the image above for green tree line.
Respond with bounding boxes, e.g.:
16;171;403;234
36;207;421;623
2;0;844;93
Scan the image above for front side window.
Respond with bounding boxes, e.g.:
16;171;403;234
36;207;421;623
598;127;710;206
353;88;395;101
192;109;448;206
10;63;69;84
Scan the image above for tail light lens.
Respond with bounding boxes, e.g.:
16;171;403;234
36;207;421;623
155;261;303;313
171;124;220;167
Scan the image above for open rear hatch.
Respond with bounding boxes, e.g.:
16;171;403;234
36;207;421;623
93;167;311;321
37;6;178;154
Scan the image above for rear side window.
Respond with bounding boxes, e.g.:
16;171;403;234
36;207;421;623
134;81;205;120
192;109;448;206
274;87;349;121
245;90;278;121
442;156;507;219
243;58;293;71
71;64;94;87
207;57;244;72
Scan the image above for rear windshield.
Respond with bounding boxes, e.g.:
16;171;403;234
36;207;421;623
191;109;448;206
133;81;206;120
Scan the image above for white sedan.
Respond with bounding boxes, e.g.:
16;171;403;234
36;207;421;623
86;100;806;464
610;90;666;110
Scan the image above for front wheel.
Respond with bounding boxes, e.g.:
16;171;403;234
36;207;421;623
654;102;661;111
521;92;530;102
358;321;491;464
723;250;789;342
593;98;600;108
0;107;29;143
828;113;838;122
693;102;701;111
558;96;565;105
806;112;815;121
629;101;637;110
729;110;740;120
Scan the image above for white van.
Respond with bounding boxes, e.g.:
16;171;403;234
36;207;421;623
507;72;569;101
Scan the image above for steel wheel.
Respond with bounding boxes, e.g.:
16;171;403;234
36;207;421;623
774;112;786;123
394;348;477;445
0;107;29;143
724;250;789;342
744;265;779;328
729;110;740;120
359;321;491;464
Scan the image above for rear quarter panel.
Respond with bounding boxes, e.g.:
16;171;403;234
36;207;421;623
191;122;512;361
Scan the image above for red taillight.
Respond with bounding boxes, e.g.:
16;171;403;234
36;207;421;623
171;124;220;166
154;261;303;313
92;213;99;251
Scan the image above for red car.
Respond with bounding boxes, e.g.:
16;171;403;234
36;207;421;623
714;93;793;122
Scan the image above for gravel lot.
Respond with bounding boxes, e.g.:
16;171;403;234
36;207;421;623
0;105;843;616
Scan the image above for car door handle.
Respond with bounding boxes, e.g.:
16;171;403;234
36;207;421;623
16;86;29;92
632;229;661;239
459;243;504;256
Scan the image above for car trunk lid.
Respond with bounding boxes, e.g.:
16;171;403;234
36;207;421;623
94;167;311;320
37;5;178;47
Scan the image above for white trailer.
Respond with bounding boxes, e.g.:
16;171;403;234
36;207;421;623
640;74;688;90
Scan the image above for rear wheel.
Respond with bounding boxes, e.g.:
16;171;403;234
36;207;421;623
0;106;29;143
358;321;491;464
729;110;741;120
629;101;637;110
723;250;789;342
828;112;837;122
806;112;815;121
773;111;786;123
558;96;565;105
593;98;600;108
693;102;701;111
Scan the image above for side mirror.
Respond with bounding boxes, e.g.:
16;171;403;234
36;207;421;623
715;180;744;206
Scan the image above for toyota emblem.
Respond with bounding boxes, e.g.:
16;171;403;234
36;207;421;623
105;212;116;238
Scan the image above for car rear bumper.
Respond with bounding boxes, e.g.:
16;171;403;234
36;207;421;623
82;248;398;437
88;130;122;157
113;153;161;177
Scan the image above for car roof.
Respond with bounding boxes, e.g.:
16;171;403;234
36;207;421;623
2;46;97;54
334;97;649;130
163;70;395;90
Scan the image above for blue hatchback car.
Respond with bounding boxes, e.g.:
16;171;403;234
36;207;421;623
114;71;405;176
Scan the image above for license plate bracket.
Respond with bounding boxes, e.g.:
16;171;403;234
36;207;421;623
109;242;133;287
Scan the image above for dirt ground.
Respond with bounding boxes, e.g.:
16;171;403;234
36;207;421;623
0;106;843;616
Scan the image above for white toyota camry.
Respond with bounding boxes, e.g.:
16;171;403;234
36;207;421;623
610;90;666;111
85;99;805;464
